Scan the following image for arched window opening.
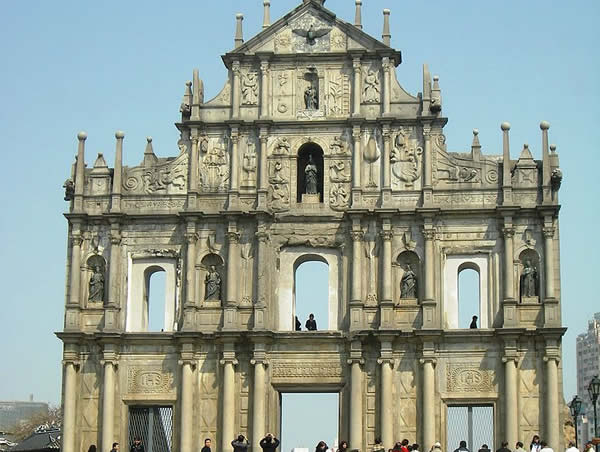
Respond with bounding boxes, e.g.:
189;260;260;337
297;143;324;203
146;267;167;332
458;265;480;329
294;259;329;331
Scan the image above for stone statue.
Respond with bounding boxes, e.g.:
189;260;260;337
242;72;258;105
63;179;74;201
363;70;380;103
400;264;417;299
304;84;319;110
304;155;318;194
520;260;538;298
204;265;222;301
88;265;105;302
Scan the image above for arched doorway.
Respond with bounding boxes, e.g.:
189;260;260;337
297;142;324;203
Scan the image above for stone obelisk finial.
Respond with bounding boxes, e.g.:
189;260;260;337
501;122;513;204
234;13;244;47
263;1;271;29
354;0;362;29
382;9;391;46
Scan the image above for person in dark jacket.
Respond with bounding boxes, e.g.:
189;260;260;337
295;316;302;331
202;438;212;452
496;442;511;452
470;316;478;328
338;441;349;452
110;442;120;452
232;435;250;452
306;313;317;331
453;441;469;452
260;433;280;452
316;441;328;452
131;437;145;452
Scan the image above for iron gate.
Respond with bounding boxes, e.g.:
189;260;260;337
128;406;173;452
447;405;494;452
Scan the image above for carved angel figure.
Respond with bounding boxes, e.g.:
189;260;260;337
363;70;380;103
292;24;331;45
242;73;258;105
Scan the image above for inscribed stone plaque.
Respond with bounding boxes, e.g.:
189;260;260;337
446;363;493;392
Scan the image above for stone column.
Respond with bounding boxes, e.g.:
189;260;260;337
104;224;121;330
251;350;268;452
260;60;270;118
225;225;240;329
350;219;364;330
101;354;118;452
502;225;517;327
351;125;362;206
382;57;391;115
543;225;555;299
423;126;432;205
258;128;269;209
422;226;436;328
421;357;436;451
352;58;362;116
379;339;394;449
184;222;197;329
68;227;83;308
349;358;364;450
61;358;79;452
232;61;241;118
544;354;560;451
179;358;195;452
188;136;199;208
503;355;518;447
254;223;270;329
382;126;391;190
221;348;238;452
380;225;393;329
230;128;240;192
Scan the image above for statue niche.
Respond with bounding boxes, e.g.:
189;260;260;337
201;253;224;304
396;250;420;302
297;142;324;203
87;255;106;304
519;249;540;303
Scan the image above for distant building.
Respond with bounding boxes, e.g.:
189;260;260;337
0;400;48;432
576;312;600;444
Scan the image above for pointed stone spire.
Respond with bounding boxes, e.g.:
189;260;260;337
471;129;481;161
540;120;551;203
92;153;108;170
382;9;391;46
192;69;202;120
111;131;124;213
430;75;442;113
263;0;271;29
74;131;87;211
501;122;513;204
354;0;363;29
143;136;158;166
422;64;431;113
234;13;244;48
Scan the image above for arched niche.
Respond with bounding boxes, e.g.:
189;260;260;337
395;250;421;302
518;249;540;302
443;255;489;328
126;257;178;332
86;254;106;304
278;247;340;331
199;253;225;305
296;142;324;203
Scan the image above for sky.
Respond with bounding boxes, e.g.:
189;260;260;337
0;0;599;447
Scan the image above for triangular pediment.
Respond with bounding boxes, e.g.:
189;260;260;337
228;1;399;58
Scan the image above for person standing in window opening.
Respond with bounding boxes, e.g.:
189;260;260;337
305;155;318;194
202;438;212;452
305;313;317;331
470;315;478;328
453;441;470;452
295;316;301;331
338;441;349;452
260;433;280;452
232;434;249;452
530;435;541;452
110;443;120;452
316;441;329;452
130;437;145;452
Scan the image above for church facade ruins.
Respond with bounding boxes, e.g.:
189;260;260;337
57;1;568;452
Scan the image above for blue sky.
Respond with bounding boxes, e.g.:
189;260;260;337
1;0;598;447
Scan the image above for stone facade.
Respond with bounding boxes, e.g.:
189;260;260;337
57;1;568;452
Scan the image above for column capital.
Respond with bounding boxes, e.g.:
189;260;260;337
422;228;436;241
185;232;199;244
380;230;393;241
250;358;269;366
543;354;560;364
419;357;437;366
62;358;81;369
350;231;364;242
232;60;241;75
382;56;391;73
353;57;361;70
542;227;555;238
179;358;197;369
109;231;122;245
422;125;432;137
348;357;365;366
100;358;119;368
377;357;394;367
502;227;515;238
220;357;239;366
502;355;519;364
256;230;270;243
72;235;83;246
226;231;241;243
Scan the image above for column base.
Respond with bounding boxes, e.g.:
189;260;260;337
103;307;120;331
182;307;196;330
349;303;364;330
253;305;266;330
543;297;560;326
351;188;362;207
421;299;437;328
381;188;392;207
227;192;240;210
186;193;197;210
222;306;238;330
423;188;433;206
379;302;394;329
257;190;268;210
502;298;518;327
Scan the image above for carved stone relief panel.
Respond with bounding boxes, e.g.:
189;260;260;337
127;365;175;395
241;136;257;189
198;358;218;440
270;360;343;382
519;352;540;440
329;158;351;211
362;66;381;104
326;70;350;117
365;357;378;448
123;152;188;195
290;12;333;53
296;67;324;120
391;127;423;190
329;28;347;51
274;29;293;54
268;160;290;212
80;354;101;435
272;70;294;118
446;363;494;392
395;357;417;440
241;71;259;106
200;136;230;192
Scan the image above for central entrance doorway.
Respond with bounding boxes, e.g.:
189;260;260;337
280;392;339;452
446;405;494;452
